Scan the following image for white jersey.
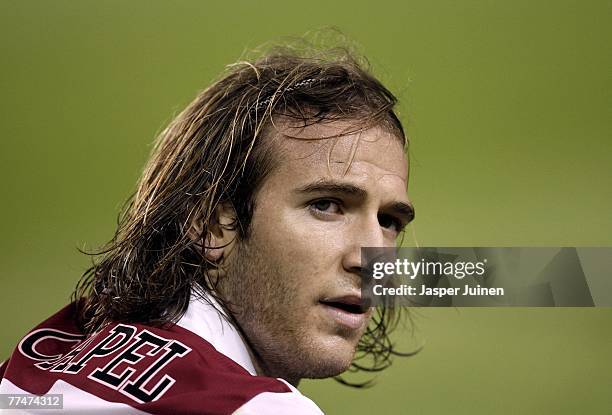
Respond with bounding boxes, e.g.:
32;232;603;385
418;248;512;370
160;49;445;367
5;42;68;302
0;295;323;414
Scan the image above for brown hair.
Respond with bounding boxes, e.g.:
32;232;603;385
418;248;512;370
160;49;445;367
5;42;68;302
74;43;411;385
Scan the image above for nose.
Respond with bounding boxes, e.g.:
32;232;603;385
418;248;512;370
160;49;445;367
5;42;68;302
341;214;387;275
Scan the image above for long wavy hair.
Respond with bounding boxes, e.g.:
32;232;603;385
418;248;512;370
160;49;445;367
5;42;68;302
74;42;413;386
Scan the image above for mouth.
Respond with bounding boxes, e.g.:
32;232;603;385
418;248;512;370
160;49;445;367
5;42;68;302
319;295;371;330
320;295;369;314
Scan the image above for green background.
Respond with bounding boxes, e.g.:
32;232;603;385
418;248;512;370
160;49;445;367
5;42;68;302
1;0;611;413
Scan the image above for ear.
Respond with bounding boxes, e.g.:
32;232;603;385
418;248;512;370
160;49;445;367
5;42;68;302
189;201;238;264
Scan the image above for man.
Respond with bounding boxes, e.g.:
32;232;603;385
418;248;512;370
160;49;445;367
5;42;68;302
0;45;414;414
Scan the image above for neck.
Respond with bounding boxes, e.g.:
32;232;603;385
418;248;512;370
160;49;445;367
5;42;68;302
229;315;301;386
209;290;302;386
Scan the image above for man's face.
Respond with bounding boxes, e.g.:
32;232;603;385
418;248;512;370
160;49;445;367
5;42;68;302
220;120;412;383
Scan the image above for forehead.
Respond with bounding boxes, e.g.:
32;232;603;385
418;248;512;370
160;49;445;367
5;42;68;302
268;120;409;188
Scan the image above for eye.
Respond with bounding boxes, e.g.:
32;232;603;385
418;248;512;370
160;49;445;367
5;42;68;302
309;199;342;215
378;213;404;234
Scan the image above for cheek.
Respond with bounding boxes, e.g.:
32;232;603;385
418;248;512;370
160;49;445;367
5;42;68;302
253;196;340;247
248;204;347;296
264;206;346;265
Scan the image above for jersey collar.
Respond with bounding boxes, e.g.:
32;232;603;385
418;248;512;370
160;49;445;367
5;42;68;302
176;291;258;376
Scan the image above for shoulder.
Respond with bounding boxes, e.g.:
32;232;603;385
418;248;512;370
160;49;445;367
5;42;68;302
1;303;324;414
233;380;324;415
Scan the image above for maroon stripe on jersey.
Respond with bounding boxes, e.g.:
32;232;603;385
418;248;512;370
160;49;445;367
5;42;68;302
2;303;292;415
0;360;7;378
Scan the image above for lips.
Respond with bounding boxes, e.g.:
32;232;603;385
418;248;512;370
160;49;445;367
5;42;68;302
319;295;369;314
319;295;371;330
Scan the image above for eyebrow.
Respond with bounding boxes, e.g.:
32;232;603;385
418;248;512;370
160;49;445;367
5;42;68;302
294;179;415;224
294;180;367;198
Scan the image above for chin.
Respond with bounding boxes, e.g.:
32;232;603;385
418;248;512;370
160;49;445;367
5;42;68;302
292;357;353;381
305;360;353;380
294;334;358;380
